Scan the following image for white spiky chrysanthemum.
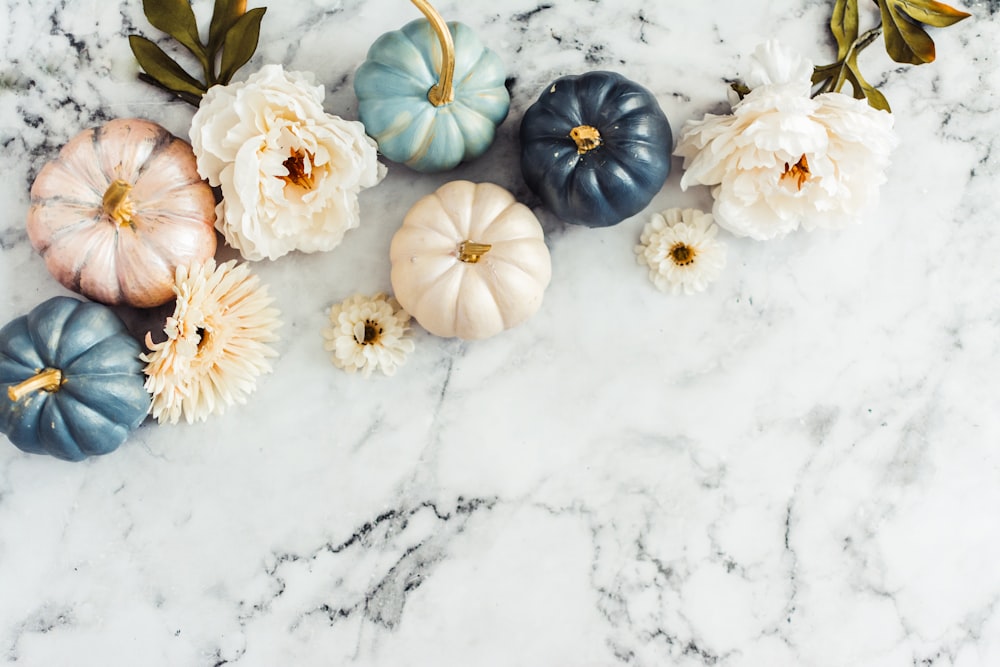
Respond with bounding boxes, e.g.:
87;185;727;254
142;260;281;424
635;208;727;295
322;293;414;377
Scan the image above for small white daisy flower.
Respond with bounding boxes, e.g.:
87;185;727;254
635;208;727;295
322;293;415;377
142;260;281;424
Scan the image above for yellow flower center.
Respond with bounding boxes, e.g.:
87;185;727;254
354;320;382;345
780;154;811;191
280;149;316;190
669;242;697;267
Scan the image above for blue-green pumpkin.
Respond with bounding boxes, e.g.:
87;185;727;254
520;71;673;228
0;296;150;461
354;3;510;173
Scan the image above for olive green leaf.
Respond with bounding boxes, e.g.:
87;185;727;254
128;35;207;96
812;27;887;109
830;0;859;61
846;52;891;111
129;0;265;105
209;0;248;56
877;0;971;64
218;7;266;84
142;0;206;62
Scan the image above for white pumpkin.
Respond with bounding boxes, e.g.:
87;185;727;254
390;180;552;340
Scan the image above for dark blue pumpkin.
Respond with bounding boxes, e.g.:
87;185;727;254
0;296;150;461
519;71;673;228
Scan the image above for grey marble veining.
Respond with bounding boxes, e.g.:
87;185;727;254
2;0;1000;665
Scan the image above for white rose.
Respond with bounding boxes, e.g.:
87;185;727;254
674;41;898;241
190;64;386;261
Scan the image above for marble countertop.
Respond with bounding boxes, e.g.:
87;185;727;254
2;0;999;665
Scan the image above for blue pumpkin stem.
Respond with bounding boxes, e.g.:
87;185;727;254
7;368;64;402
411;0;455;106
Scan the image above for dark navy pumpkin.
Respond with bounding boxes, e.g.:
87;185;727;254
0;296;150;461
519;71;673;228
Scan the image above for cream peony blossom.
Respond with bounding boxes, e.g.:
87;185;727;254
191;64;386;261
636;208;727;295
322;293;415;378
675;41;898;240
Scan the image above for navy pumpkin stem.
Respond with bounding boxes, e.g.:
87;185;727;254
570;125;602;154
7;368;63;402
411;0;455;106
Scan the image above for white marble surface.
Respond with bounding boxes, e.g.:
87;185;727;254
2;0;1000;665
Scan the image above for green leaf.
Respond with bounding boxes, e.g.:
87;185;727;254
218;7;266;84
128;35;206;97
846;53;892;111
877;0;971;64
138;73;203;107
209;0;247;55
892;0;971;27
831;0;859;61
142;0;206;61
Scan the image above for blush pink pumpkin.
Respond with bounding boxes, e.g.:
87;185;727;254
27;118;217;308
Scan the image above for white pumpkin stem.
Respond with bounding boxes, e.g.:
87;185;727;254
570;125;602;154
7;368;63;402
102;179;135;227
411;0;455;106
458;240;492;263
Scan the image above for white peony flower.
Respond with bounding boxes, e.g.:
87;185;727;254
674;40;898;240
142;260;282;425
322;293;415;377
635;208;727;294
191;64;386;261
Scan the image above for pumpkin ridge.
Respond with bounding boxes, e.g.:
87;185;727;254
56;306;126;368
62;373;146;428
399;221;462;245
426;193;470;240
94;121;173;185
2;391;47;455
132;133;181;183
132;176;210;204
451;98;502;126
456;268;506;333
538;100;584;129
37;398;86;461
360;60;433;94
73;230;125;303
407;111;463;171
34;207;103;253
466;200;525;239
25;299;78;367
599;140;668;192
601;100;662;126
0;315;44;370
30;194;102;208
51;394;124;459
455;48;500;92
479;251;541;282
399;19;447;86
0;347;41;375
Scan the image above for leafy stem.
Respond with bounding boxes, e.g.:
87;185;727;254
128;0;267;107
814;27;882;95
811;0;970;112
